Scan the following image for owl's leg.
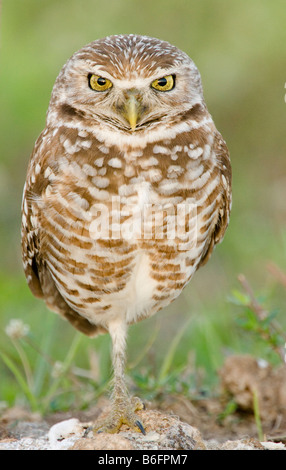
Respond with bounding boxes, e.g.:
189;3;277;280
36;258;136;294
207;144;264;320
93;319;145;434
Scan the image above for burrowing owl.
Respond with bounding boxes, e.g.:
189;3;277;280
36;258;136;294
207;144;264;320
21;34;231;433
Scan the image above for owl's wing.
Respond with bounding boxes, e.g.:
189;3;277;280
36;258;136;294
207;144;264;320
197;132;232;268
21;133;47;300
21;132;105;337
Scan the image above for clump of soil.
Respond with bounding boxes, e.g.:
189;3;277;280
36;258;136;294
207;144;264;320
219;355;286;421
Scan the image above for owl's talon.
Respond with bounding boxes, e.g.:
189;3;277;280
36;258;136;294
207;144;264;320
83;426;93;437
92;395;145;435
135;419;146;435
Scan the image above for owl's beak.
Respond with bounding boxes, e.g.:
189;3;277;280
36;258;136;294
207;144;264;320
124;92;142;131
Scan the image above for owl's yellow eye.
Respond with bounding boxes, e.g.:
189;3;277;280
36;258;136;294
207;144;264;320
89;74;112;91
151;75;175;92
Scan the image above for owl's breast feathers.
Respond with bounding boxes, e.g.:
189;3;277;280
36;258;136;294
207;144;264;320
21;116;231;332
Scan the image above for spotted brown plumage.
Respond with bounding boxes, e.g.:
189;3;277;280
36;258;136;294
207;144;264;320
21;34;231;433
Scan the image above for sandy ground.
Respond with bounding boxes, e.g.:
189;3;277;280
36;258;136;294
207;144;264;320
1;355;286;450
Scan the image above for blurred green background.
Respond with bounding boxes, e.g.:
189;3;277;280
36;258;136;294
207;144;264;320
0;0;285;411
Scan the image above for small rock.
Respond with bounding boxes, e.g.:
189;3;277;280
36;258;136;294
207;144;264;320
48;418;86;450
261;441;286;450
220;438;265;450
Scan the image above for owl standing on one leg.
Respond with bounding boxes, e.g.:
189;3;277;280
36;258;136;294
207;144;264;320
21;35;231;434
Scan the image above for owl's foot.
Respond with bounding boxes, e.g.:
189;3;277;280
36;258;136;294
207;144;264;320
92;396;145;435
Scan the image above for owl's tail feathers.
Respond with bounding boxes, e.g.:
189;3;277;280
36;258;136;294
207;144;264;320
60;306;107;337
35;264;107;337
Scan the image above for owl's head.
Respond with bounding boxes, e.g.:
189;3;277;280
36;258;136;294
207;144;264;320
48;35;205;135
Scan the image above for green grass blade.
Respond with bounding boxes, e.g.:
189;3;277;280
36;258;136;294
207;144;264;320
253;388;264;441
0;350;38;412
41;331;83;412
158;318;191;384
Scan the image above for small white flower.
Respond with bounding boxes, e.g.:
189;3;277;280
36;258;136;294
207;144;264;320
5;319;30;339
52;361;64;378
